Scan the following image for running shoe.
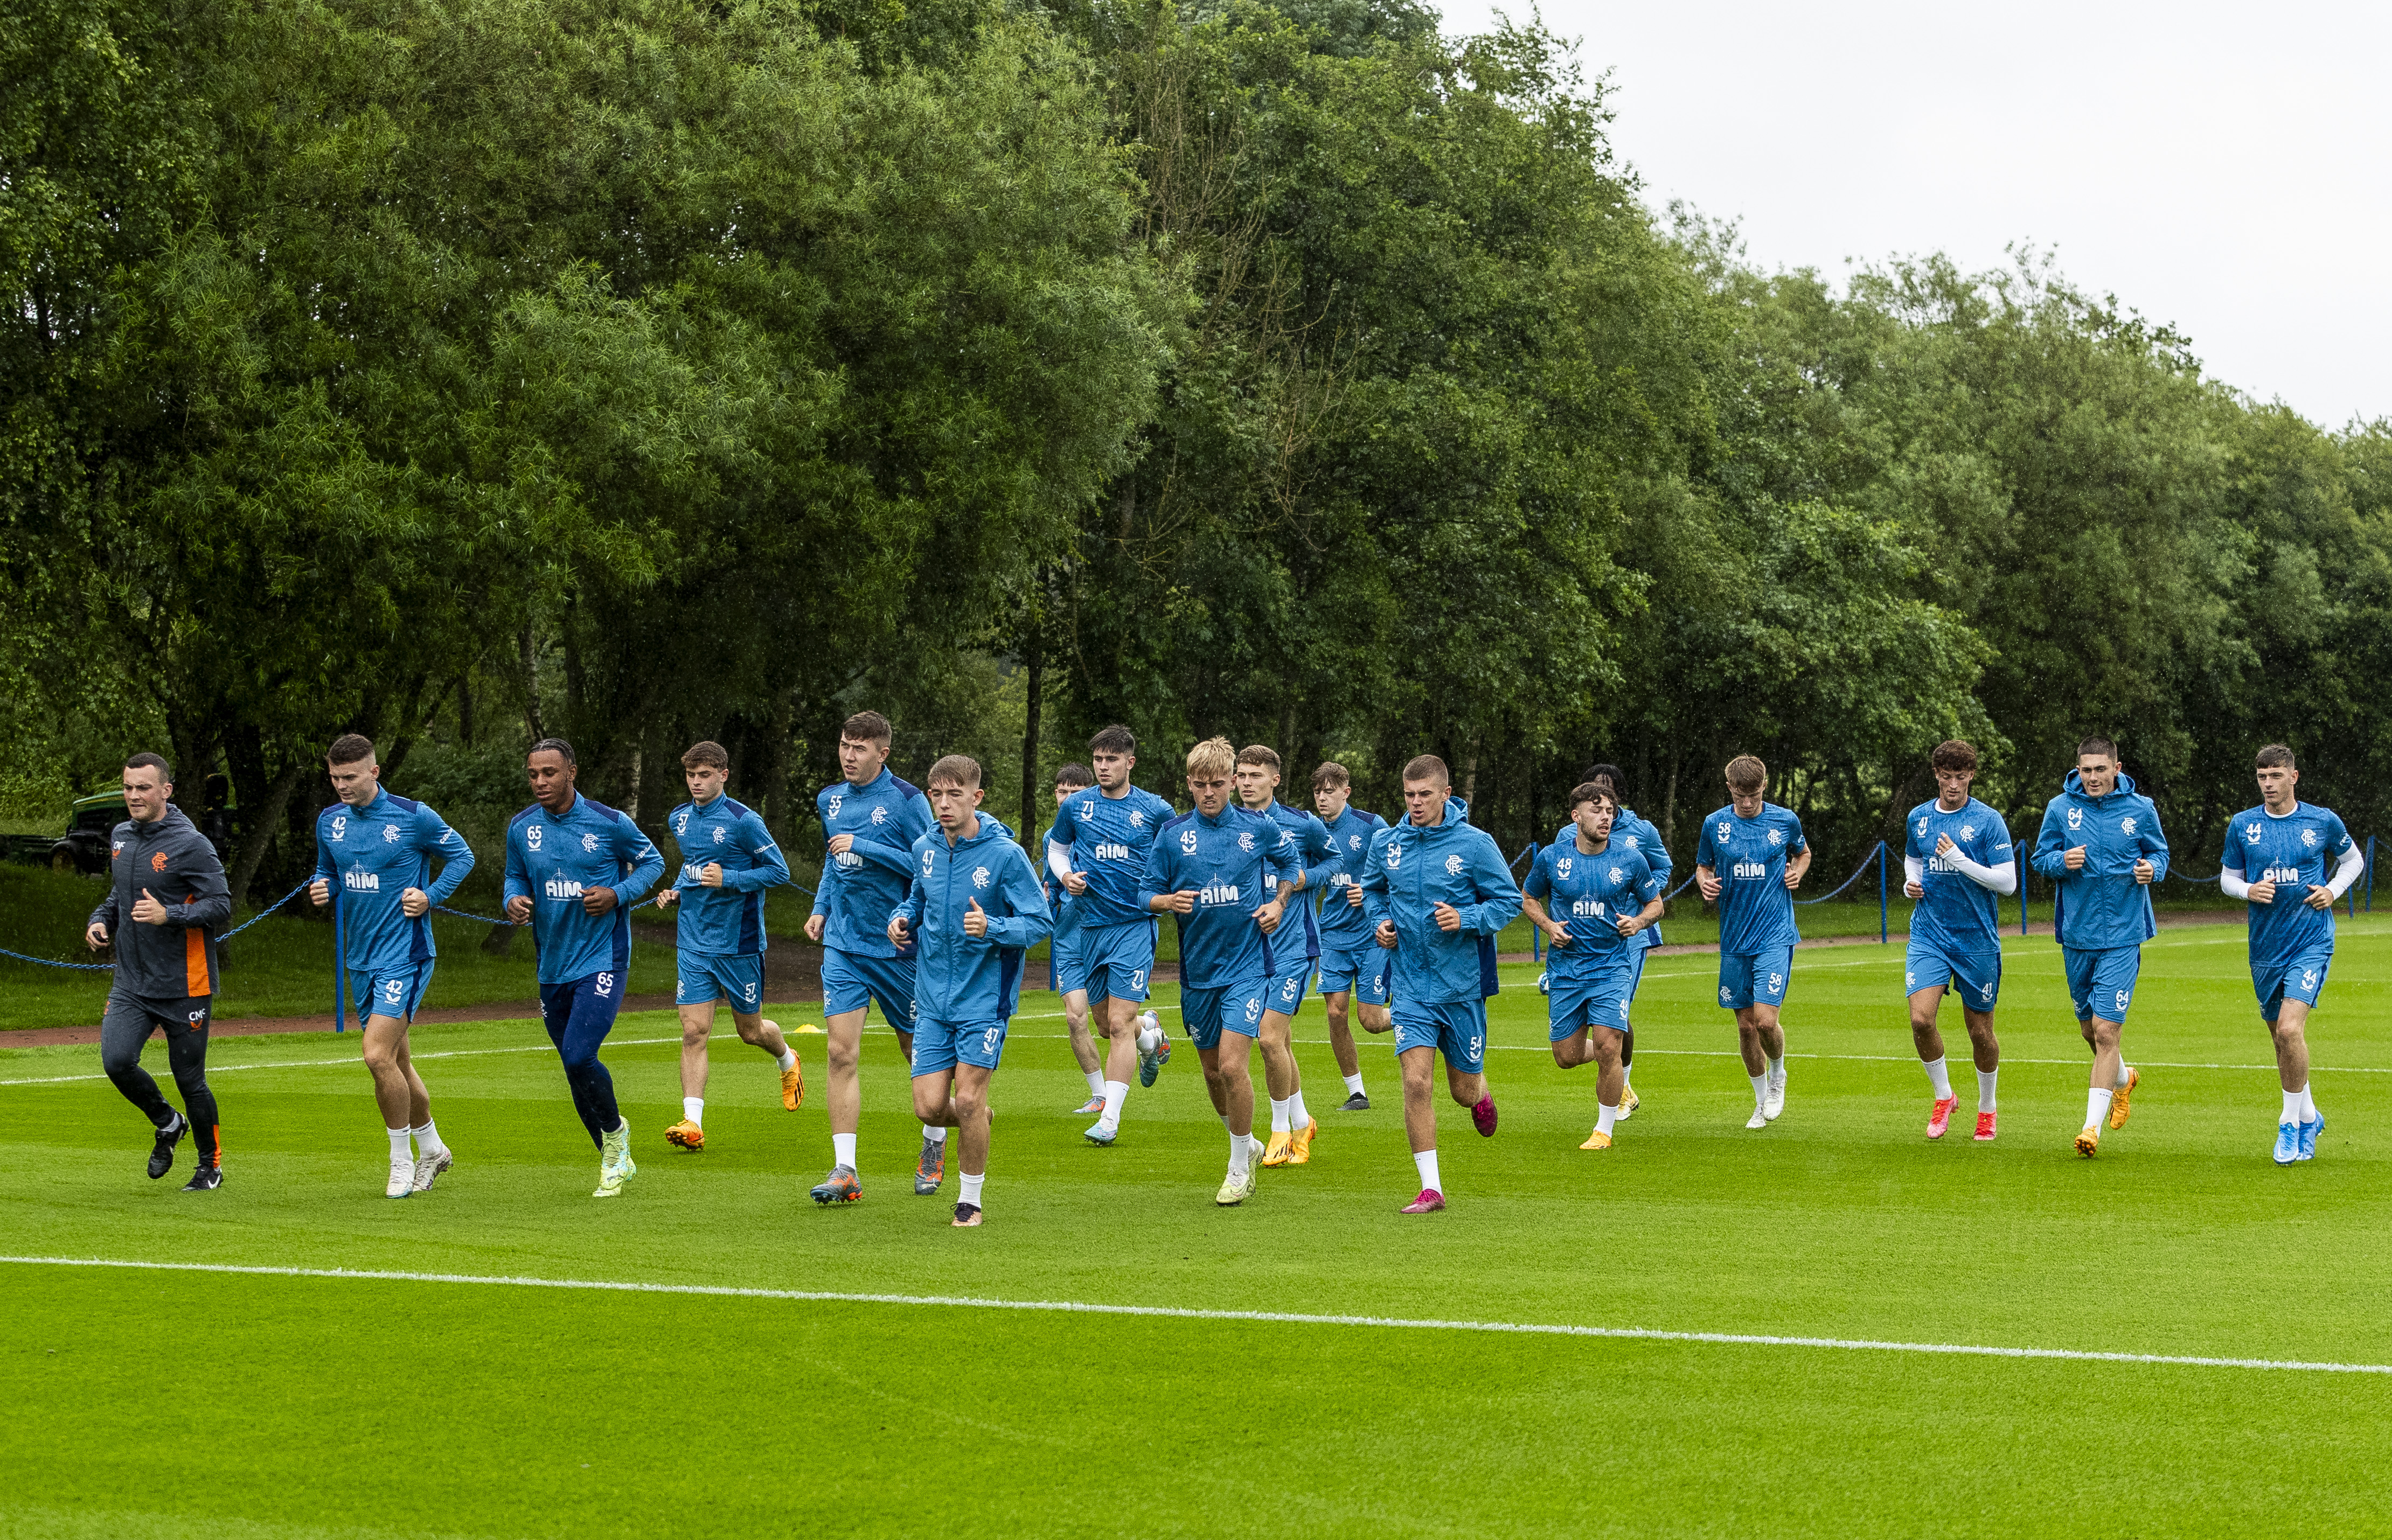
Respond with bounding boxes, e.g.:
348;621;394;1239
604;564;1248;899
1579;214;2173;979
810;1164;862;1204
595;1120;635;1197
180;1163;222;1192
781;1057;805;1112
1339;1091;1371;1111
1288;1118;1318;1165
665;1118;706;1151
1215;1162;1257;1207
1137;1022;1168;1088
1260;1130;1295;1167
1763;1072;1786;1121
1535;970;1549;995
2298;1113;2323;1162
2272;1121;2300;1166
1580;1127;1611;1151
2074;1125;2100;1158
1072;1091;1107;1115
1470;1095;1498;1137
1745;1105;1769;1130
915;1134;947;1195
386;1156;416;1199
1618;1087;1640;1121
1400;1188;1445;1214
1082;1121;1118;1147
146;1111;187;1180
1927;1097;1958;1140
952;1203;983;1227
2108;1067;2139;1130
1973;1111;1997;1142
411;1147;453;1193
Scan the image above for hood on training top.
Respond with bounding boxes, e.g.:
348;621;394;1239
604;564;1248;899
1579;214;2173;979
2060;768;2140;800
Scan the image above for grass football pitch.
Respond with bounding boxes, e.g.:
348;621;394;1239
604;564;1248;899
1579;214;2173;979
6;920;2392;1538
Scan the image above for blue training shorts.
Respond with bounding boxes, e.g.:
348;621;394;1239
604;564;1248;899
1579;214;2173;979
1717;948;1794;1011
910;1017;1009;1076
2254;949;2331;1022
822;946;916;1029
1264;956;1312;1018
1903;940;2000;1012
677;951;763;1011
1317;942;1392;1006
1050;926;1088;997
2063;945;2141;1025
1181;975;1268;1051
351;962;434;1025
1081;921;1157;1004
1548;954;1637;1041
1394;999;1487;1074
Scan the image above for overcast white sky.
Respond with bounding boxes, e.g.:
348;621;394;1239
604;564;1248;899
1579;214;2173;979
1435;1;2388;428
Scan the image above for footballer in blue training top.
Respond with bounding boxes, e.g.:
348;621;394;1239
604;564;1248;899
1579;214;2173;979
1522;782;1663;1151
1048;724;1179;1145
1694;755;1811;1129
1138;736;1295;1204
2219;743;2360;1165
803;710;937;1207
502;737;665;1198
655;740;801;1156
1234;744;1341;1167
2029;736;2167;1157
309;733;476;1198
1310;761;1390;1111
1897;740;2016;1143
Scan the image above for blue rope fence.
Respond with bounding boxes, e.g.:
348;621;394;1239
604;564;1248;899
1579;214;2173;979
0;877;314;974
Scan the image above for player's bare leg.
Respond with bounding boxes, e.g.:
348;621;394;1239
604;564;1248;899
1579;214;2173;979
1736;1002;1786;1126
914;1062;995;1220
1257;1009;1317;1165
363;1012;441;1194
1580;1025;1626;1147
2268;997;2320;1162
1064;988;1104;1110
2074;1014;2127;1154
1197;1037;1260;1203
1084;995;1145;1142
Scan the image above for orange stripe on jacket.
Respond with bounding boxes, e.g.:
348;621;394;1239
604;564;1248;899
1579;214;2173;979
184;902;209;997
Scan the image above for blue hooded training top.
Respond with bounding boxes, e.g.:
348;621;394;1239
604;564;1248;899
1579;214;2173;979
1138;804;1301;989
315;789;476;976
891;812;1052;1025
503;793;666;986
1360;796;1522;1005
1316;805;1388;950
665;794;790;957
2031;768;2169;951
810;768;932;959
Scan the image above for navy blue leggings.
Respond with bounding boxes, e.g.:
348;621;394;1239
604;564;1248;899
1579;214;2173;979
540;972;624;1146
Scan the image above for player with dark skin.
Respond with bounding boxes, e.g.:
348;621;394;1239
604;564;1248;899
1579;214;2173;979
505;748;621;924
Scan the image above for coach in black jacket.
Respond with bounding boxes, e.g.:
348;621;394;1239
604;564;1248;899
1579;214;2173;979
85;752;232;1190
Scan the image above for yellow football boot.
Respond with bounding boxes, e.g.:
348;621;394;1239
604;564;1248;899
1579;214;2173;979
1260;1129;1296;1167
1287;1118;1318;1165
665;1118;705;1151
781;1060;805;1112
2108;1067;2139;1130
2074;1125;2100;1158
1580;1127;1612;1151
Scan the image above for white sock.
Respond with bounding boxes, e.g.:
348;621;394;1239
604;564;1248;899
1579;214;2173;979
1597;1102;1619;1135
1768;1055;1786;1085
832;1132;857;1168
2087;1088;2112;1128
1621;1065;1633;1091
2282;1088;2304;1124
1099;1080;1128;1130
683;1096;704;1127
2114;1061;2133;1090
776;1048;797;1071
1288;1090;1311;1127
2300;1083;2319;1123
1085;1068;1106;1095
924;1124;947;1145
1749;1072;1770;1106
1922;1055;1953;1100
1269;1097;1292;1134
1229;1132;1252;1177
1976;1068;1998;1113
411;1119;446;1157
1413;1148;1441;1194
959;1171;985;1208
1341;1072;1365;1096
387;1126;412;1160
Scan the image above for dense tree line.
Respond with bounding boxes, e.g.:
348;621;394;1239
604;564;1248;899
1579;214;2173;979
6;0;2387;907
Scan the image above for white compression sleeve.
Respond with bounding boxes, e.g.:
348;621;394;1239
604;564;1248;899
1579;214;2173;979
2221;867;2252;900
1943;853;2018;895
1047;840;1074;882
1904;855;1924;887
2327;841;2366;900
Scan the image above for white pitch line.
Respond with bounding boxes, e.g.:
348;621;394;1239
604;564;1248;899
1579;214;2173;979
1;1256;2381;1377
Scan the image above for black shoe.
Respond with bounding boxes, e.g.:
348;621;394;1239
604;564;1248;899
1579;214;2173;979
180;1163;222;1192
147;1113;188;1180
1340;1092;1371;1111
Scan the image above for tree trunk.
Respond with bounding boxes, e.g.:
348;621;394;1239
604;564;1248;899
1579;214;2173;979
519;625;544;742
1020;601;1042;858
228;761;304;914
